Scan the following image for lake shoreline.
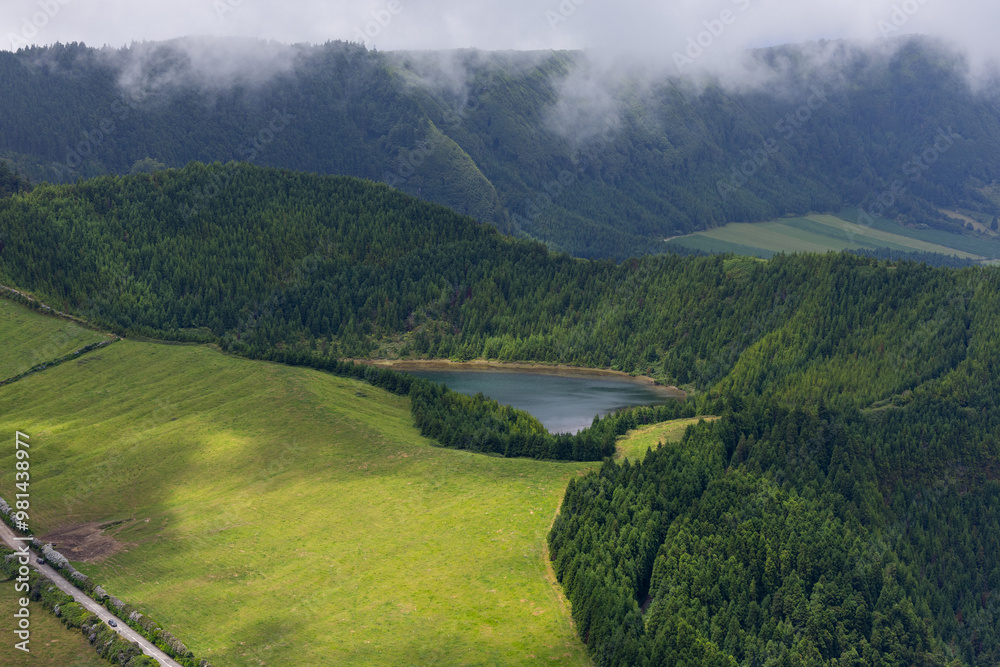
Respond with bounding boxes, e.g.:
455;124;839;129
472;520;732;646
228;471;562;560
353;358;686;399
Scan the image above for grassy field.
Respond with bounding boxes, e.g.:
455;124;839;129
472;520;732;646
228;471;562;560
0;311;596;665
615;417;717;463
666;212;1000;260
0;298;108;381
0;580;106;666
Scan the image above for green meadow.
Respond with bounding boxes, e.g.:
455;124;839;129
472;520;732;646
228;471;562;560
666;212;1000;260
0;580;106;666
614;417;717;463
0;299;596;666
0;298;108;381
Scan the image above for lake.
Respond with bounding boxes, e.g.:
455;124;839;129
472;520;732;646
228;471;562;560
402;365;683;434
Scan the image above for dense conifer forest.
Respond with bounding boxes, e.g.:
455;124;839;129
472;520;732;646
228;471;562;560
551;395;1000;666
5;37;1000;258
1;164;998;665
0;163;988;402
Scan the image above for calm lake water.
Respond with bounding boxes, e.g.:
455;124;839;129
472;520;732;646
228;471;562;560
407;368;682;434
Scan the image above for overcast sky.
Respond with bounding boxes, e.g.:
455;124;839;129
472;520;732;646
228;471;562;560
3;0;997;74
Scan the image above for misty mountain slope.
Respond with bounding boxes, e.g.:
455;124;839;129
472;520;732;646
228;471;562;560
385;120;507;224
3;37;1000;258
0;40;516;233
1;42;403;179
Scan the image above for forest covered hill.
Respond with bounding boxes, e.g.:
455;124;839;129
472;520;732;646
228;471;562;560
1;164;999;666
0;162;993;406
4;36;1000;258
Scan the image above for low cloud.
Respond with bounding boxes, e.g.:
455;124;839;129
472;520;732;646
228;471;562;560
3;1;999;75
106;36;302;95
4;0;999;151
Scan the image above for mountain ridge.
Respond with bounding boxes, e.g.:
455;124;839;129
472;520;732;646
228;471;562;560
4;36;1000;258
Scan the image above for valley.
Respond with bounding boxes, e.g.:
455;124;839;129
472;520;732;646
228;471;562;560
0;300;597;665
2;25;1000;667
667;212;1000;262
1;161;999;666
6;37;1000;259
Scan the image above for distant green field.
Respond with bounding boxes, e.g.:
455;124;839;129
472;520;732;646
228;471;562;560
667;212;1000;261
0;297;108;381
615;417;719;463
839;208;1000;258
0;300;595;666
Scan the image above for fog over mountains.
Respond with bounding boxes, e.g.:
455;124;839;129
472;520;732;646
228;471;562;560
5;0;1000;70
5;5;1000;667
4;35;1000;258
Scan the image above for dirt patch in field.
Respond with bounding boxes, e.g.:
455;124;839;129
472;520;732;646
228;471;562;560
41;521;128;563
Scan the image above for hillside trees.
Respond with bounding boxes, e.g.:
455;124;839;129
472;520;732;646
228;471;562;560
0;162;992;412
3;37;1000;258
550;397;1000;666
0;161;998;664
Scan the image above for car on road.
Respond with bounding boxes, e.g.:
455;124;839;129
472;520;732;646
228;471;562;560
36;558;45;565
108;619;117;627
